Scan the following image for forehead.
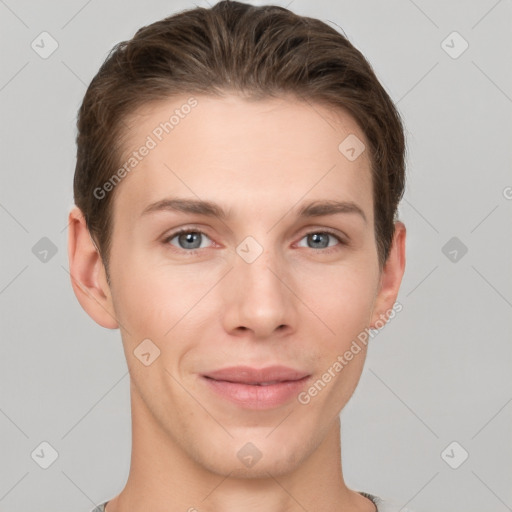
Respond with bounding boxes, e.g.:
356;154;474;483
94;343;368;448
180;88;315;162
113;93;373;226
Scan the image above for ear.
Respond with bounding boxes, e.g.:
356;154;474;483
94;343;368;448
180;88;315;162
369;221;406;329
67;206;119;329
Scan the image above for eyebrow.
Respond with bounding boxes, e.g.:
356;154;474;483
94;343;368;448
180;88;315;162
140;197;367;224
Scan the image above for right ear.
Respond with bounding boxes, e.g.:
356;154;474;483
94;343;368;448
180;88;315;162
67;206;119;329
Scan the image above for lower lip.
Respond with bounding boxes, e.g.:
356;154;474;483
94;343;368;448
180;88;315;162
201;375;310;409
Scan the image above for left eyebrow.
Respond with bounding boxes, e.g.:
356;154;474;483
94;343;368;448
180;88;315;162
296;199;367;224
140;197;367;224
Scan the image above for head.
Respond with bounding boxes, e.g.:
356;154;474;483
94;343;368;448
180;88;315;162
68;0;406;478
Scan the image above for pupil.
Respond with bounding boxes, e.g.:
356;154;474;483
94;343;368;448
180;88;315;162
182;232;200;249
311;233;327;248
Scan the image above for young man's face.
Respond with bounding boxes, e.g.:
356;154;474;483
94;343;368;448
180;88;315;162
70;93;405;478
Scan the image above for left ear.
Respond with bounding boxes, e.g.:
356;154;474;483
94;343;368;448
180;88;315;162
369;221;406;328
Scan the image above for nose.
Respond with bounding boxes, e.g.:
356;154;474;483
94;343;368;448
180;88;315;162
221;245;298;340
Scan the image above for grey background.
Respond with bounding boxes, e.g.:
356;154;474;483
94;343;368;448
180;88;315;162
1;0;511;511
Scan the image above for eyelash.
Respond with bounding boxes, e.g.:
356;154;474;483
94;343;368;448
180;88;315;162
162;227;347;256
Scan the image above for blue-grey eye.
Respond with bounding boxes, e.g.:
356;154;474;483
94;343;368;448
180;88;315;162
167;230;212;250
297;232;341;250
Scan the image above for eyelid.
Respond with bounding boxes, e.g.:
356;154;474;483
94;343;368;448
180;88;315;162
298;226;348;244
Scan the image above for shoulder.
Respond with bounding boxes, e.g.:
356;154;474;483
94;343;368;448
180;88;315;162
89;495;426;512
359;491;421;512
89;503;108;512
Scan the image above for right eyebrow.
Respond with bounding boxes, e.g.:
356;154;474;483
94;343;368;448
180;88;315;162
140;197;228;219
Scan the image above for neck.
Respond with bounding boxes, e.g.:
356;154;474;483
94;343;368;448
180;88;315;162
105;380;376;512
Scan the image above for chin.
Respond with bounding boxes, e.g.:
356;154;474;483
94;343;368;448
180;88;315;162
194;435;309;479
208;455;304;480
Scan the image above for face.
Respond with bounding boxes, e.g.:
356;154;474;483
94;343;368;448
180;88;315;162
72;93;405;478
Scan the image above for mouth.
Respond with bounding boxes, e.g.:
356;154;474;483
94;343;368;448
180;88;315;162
203;376;305;385
205;379;287;386
200;366;311;409
202;365;310;384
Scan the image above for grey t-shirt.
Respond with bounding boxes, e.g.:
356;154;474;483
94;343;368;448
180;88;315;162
89;491;417;511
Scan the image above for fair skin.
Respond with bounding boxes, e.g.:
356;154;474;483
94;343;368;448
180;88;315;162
68;93;406;512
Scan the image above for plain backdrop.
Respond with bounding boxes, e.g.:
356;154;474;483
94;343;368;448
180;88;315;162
0;1;511;511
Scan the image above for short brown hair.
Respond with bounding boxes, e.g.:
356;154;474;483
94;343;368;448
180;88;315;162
73;0;406;280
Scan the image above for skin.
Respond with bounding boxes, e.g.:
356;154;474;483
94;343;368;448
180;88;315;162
68;93;406;512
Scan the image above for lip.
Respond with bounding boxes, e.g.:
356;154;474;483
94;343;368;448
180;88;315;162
201;365;311;410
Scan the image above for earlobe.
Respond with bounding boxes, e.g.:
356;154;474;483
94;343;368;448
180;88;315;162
369;221;406;329
67;206;119;329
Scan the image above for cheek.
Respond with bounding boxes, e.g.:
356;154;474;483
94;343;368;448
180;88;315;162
301;268;376;410
110;261;181;341
295;261;379;343
110;255;218;348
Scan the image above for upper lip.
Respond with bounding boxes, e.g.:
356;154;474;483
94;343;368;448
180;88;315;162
202;365;310;384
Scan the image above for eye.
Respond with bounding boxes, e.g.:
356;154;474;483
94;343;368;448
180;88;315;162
162;228;347;256
296;230;346;252
163;229;213;254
